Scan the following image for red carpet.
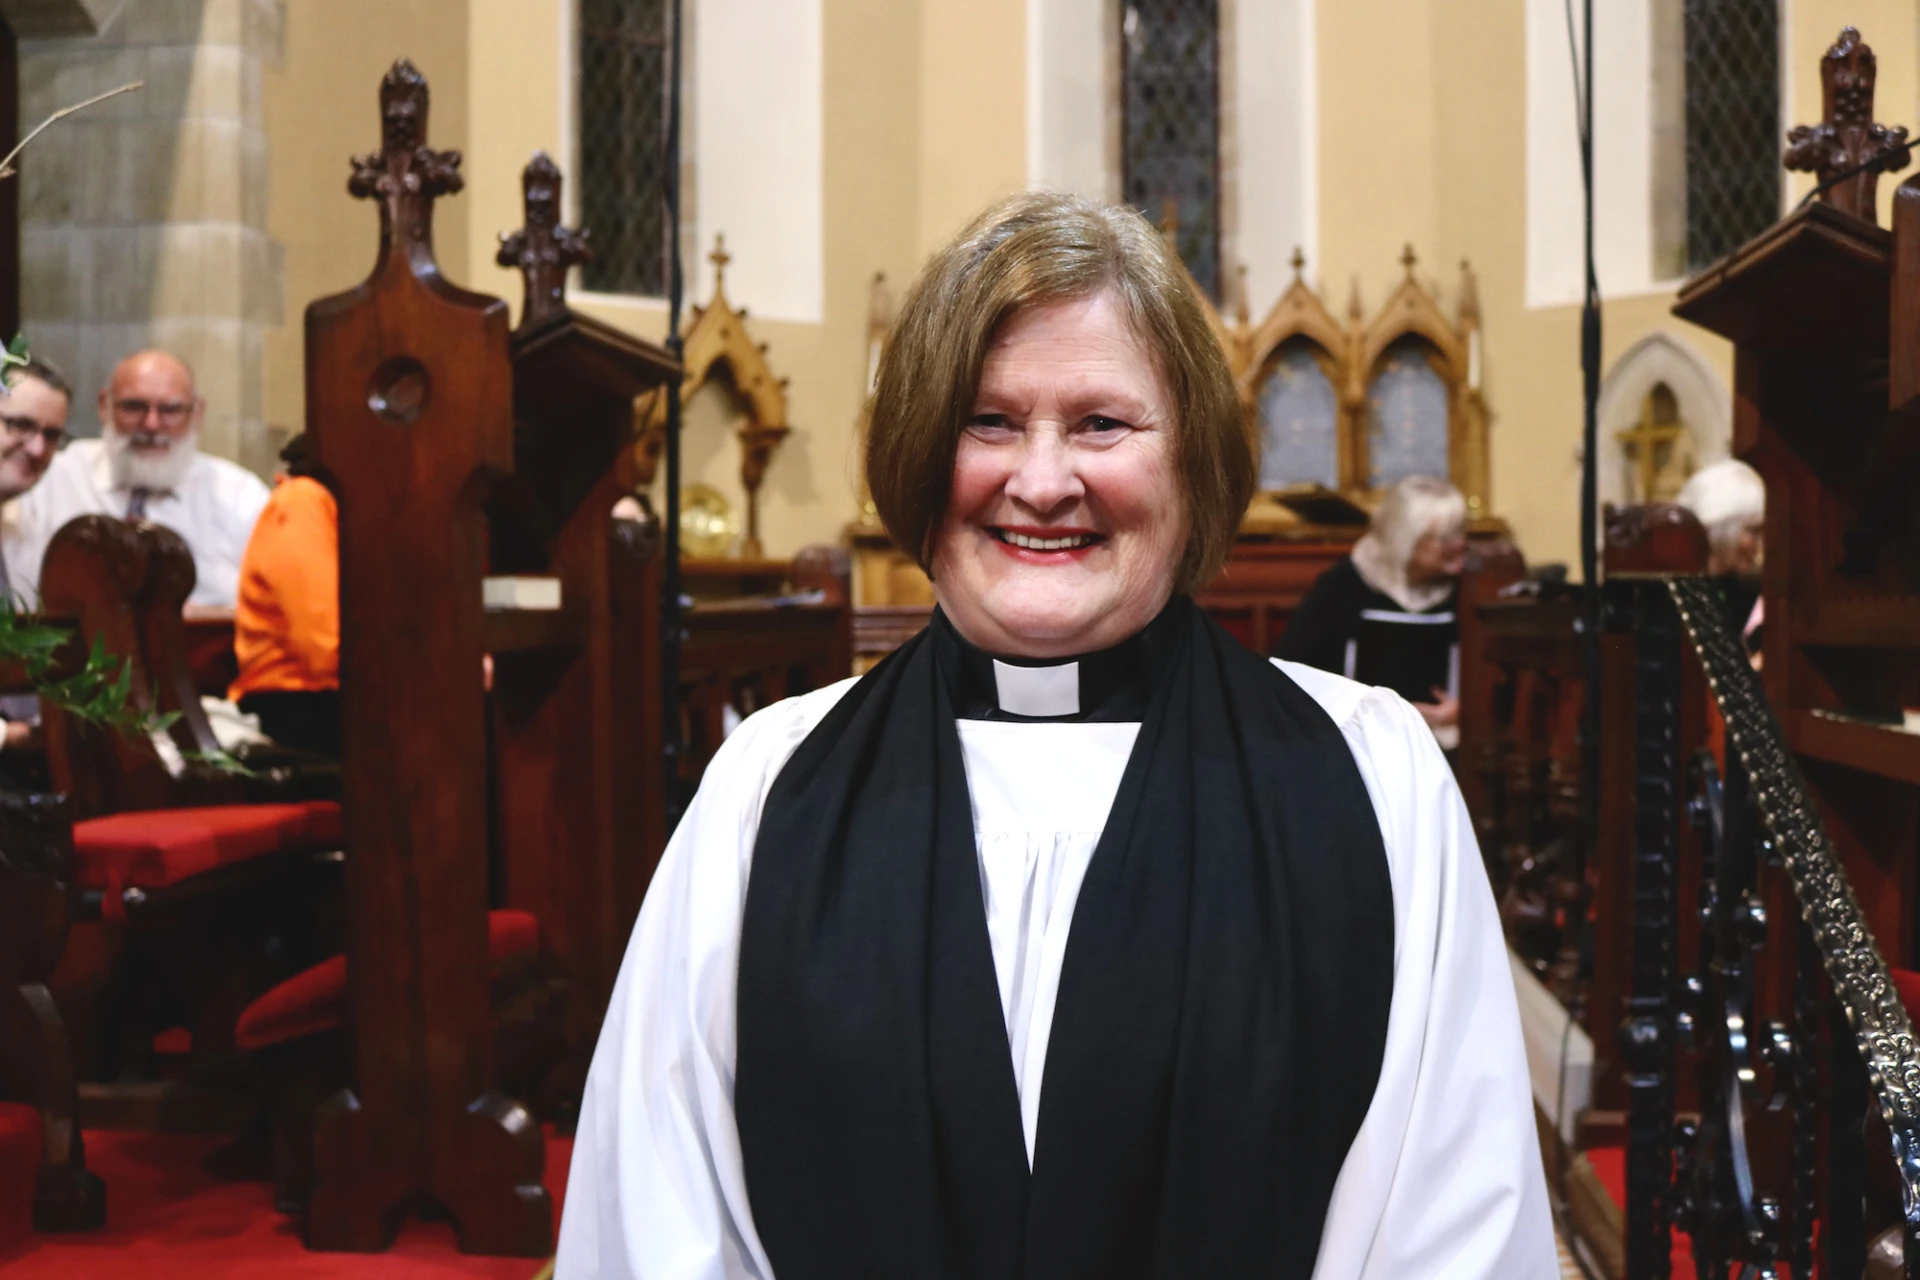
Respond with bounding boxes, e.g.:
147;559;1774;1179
0;1125;572;1279
1585;1143;1695;1273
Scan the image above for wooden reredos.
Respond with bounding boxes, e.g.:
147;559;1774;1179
635;235;793;556
1205;245;1492;527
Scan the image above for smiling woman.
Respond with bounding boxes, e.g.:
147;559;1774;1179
557;193;1556;1280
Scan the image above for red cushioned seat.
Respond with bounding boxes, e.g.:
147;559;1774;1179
72;800;341;918
235;909;540;1052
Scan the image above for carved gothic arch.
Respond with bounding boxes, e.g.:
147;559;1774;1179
633;234;793;555
1595;329;1730;509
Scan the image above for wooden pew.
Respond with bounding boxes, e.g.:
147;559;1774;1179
677;546;852;779
488;150;678;1114
302;60;546;1256
37;517;243;818
1194;537;1355;655
0;793;103;1233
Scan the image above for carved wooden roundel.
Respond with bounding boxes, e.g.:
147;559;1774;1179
367;356;431;424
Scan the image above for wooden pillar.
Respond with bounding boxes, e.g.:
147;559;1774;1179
303;60;547;1257
490;152;677;1109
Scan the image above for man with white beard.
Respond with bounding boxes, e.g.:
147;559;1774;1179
1;350;270;608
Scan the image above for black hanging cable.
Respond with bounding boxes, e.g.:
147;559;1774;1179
1575;0;1601;898
1548;2;1603;1271
661;0;687;829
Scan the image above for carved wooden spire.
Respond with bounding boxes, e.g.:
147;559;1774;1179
1784;27;1912;225
347;59;463;261
496;150;591;329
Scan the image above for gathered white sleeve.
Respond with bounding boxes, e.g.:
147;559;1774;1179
1293;665;1559;1278
552;687;832;1280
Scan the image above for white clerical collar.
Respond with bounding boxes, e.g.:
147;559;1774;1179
991;659;1080;718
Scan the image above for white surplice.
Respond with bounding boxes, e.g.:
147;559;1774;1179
557;660;1558;1279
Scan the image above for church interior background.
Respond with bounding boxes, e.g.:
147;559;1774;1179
4;0;1920;1276
15;0;1910;571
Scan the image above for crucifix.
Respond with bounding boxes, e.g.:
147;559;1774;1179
1614;389;1693;504
496;150;591;329
1784;27;1912;225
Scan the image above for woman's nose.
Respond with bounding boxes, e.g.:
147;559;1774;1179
1003;426;1083;513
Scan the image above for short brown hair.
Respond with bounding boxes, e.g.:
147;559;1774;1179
865;191;1254;593
6;356;73;402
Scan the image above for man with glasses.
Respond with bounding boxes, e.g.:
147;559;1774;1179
1;349;269;608
0;357;72;760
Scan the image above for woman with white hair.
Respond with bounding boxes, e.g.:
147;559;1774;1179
1277;476;1468;745
1676;458;1765;647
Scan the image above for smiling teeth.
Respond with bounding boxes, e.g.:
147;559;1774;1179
998;530;1096;551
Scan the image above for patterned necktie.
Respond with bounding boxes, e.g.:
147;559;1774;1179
125;487;152;521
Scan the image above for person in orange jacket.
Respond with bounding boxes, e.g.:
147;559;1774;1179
229;434;339;756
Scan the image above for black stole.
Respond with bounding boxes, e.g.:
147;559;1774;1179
735;597;1395;1278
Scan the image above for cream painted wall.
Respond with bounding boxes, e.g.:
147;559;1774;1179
918;0;1027;253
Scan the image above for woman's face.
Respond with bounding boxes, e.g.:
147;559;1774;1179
1407;525;1467;585
931;292;1186;659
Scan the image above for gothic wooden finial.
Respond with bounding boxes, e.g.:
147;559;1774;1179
1347;275;1364;323
1234;263;1250;327
496;150;591;329
348;59;464;258
1400;243;1418;278
1784;27;1912;224
1290;246;1306;282
1457;258;1481;324
709;234;732;293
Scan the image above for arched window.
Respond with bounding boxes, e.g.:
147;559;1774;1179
1121;0;1221;299
1256;340;1339;490
576;0;674;297
1365;337;1451;488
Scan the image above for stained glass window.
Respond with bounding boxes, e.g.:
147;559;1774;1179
1366;338;1450;488
1683;0;1780;269
1256;341;1339;489
577;0;672;297
1121;1;1221;299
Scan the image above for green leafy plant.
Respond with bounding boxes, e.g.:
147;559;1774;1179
0;333;27;385
0;603;174;737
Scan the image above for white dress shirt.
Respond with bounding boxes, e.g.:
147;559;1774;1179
0;438;271;608
556;660;1558;1279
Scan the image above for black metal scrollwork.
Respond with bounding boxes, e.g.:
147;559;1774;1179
1660;577;1920;1278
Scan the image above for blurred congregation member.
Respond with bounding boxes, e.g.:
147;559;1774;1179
1;350;270;607
229;435;340;758
1277;475;1468;747
0;357;71;767
1677;458;1765;647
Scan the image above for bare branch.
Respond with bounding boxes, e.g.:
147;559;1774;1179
0;81;145;180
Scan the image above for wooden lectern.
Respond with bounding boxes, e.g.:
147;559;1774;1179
302;60;548;1255
1675;25;1920;966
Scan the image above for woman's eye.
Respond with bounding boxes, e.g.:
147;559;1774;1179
1083;415;1132;434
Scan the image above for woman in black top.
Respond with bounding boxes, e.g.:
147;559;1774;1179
1278;476;1468;745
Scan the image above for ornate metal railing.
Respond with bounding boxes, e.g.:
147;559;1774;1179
1621;576;1920;1278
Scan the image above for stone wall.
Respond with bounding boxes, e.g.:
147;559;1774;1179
16;0;284;474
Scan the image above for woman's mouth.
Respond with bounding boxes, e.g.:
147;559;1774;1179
989;527;1103;554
